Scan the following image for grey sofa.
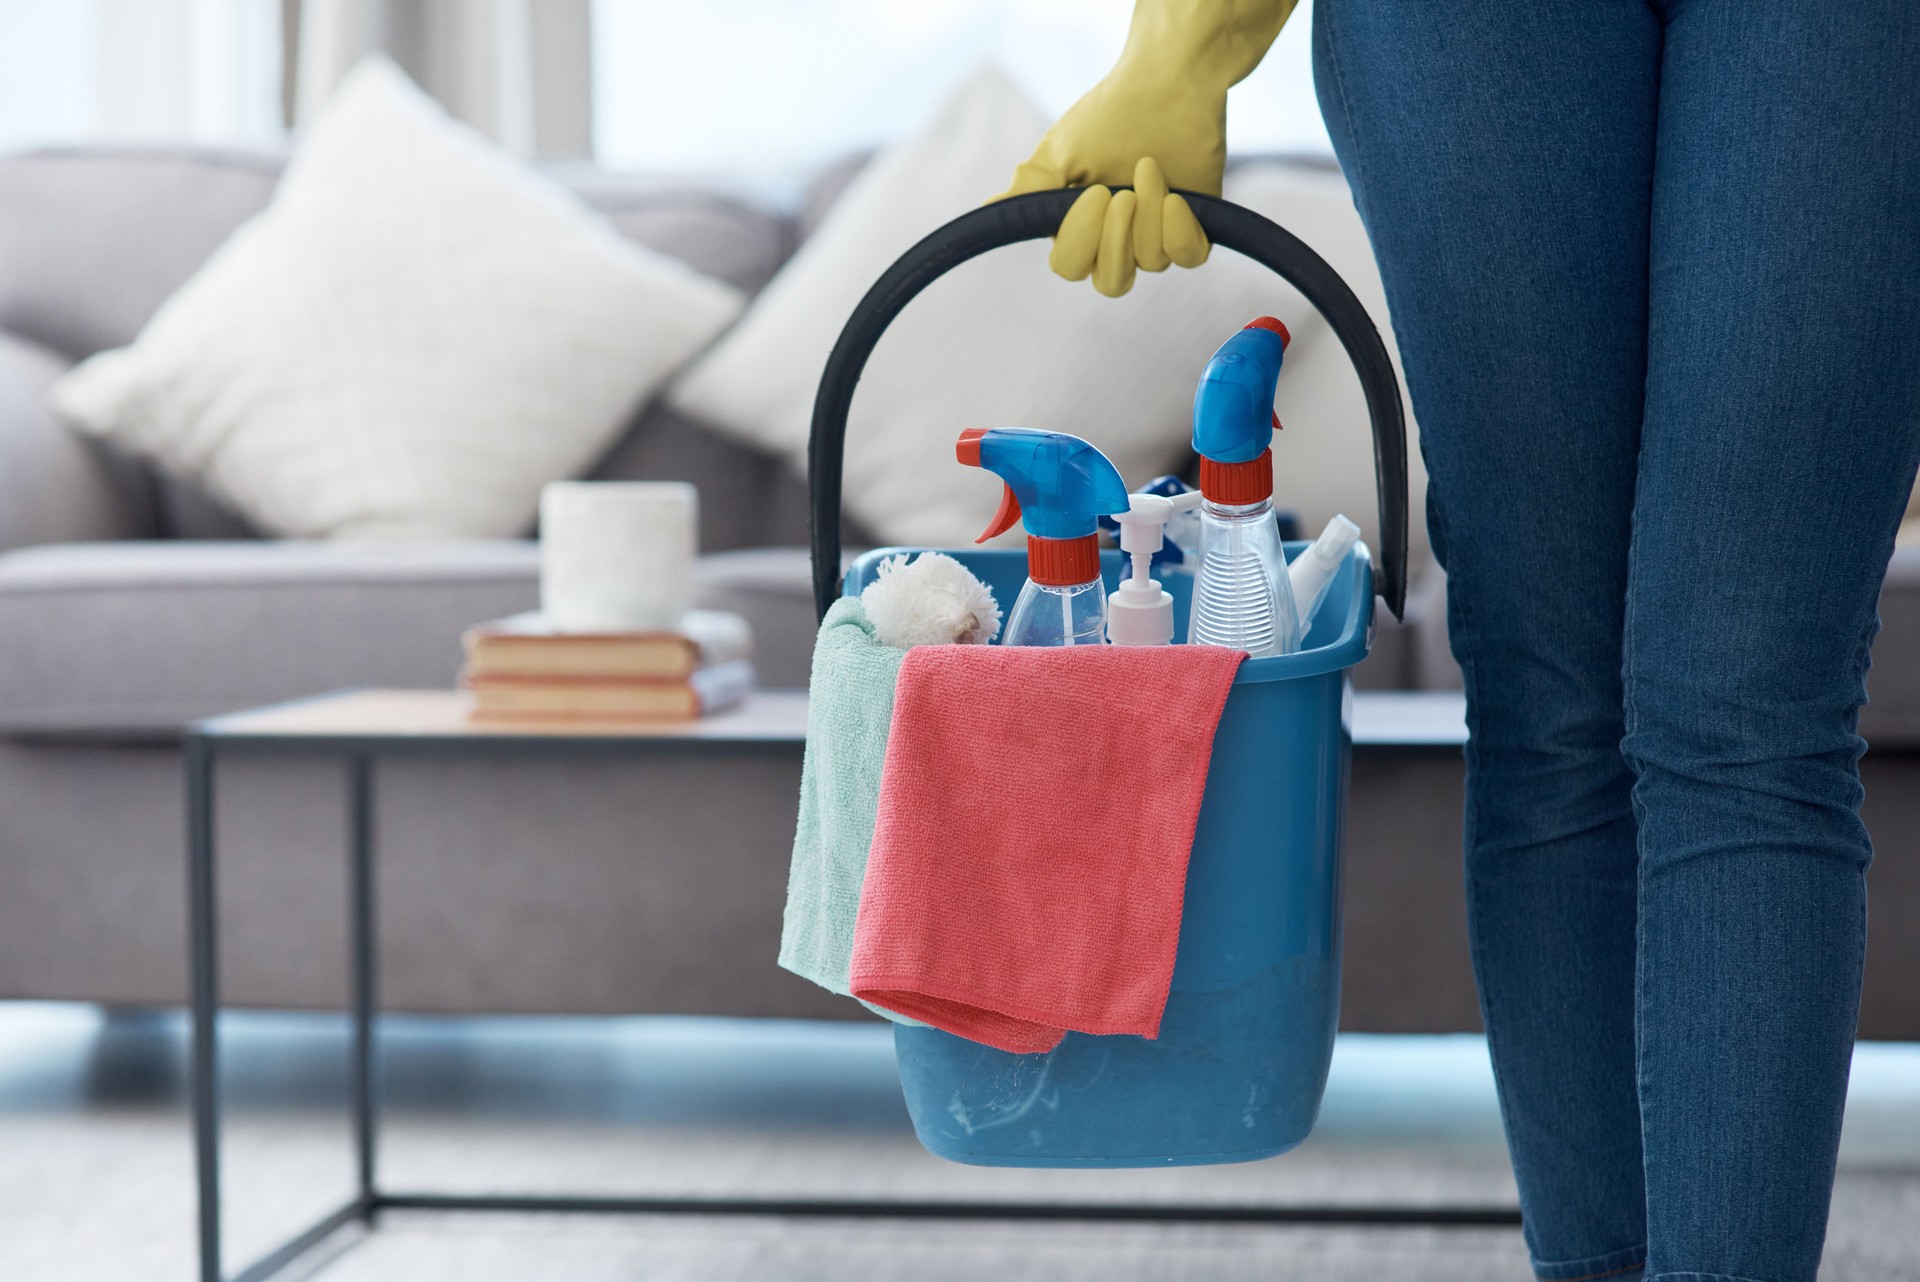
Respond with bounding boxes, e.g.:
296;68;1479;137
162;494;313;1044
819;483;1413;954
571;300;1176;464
3;146;1917;1037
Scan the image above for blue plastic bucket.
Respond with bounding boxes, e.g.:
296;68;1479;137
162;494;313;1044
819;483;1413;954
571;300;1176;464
808;188;1410;1168
842;545;1371;1167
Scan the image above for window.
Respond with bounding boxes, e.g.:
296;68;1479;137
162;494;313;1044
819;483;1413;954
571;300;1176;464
1;0;1334;176
0;0;284;155
591;0;1331;180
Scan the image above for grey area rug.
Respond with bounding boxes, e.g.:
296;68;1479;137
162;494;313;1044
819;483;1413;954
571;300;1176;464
302;1173;1920;1282
4;1110;1535;1281
2;1009;1917;1281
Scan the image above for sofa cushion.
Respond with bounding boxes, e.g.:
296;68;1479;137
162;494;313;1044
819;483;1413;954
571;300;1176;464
0;533;1411;734
0;541;828;735
558;168;796;296
153;481;262;542
586;403;869;555
0;541;543;734
693;547;823;690
0;333;157;551
52;60;746;543
797;148;873;242
586;404;796;554
0;148;282;363
0;142;800;544
0;149;795;366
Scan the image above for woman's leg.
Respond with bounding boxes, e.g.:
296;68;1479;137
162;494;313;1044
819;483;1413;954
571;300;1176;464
1626;2;1920;1278
1313;3;1660;1275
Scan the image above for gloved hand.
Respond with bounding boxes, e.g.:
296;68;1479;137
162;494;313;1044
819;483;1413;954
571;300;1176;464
996;0;1297;297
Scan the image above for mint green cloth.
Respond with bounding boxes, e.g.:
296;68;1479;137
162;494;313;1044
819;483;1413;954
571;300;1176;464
779;596;920;1023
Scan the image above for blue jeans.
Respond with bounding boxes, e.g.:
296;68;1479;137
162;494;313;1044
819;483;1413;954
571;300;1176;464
1312;1;1920;1278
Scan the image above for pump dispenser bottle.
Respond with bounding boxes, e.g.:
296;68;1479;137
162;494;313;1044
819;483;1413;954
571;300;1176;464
1108;491;1204;645
1188;317;1300;657
956;427;1131;647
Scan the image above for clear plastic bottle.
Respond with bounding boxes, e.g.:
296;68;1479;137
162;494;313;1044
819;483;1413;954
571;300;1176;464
1005;578;1109;647
1288;513;1361;642
1187;315;1301;658
1189;497;1299;656
954;425;1131;647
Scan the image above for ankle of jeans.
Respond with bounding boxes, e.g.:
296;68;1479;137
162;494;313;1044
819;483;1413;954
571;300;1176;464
1643;1275;1776;1281
1532;1243;1647;1281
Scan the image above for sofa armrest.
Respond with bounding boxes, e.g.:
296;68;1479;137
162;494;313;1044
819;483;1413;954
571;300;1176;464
0;540;542;734
0;332;154;552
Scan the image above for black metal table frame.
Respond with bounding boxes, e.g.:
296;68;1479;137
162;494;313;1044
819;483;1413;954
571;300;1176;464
186;708;1516;1282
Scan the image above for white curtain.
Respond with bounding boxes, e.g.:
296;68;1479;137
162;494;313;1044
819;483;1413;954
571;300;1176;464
0;0;284;153
292;0;592;157
589;0;1333;177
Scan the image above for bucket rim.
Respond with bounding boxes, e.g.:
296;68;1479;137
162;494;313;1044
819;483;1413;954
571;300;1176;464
841;543;1374;685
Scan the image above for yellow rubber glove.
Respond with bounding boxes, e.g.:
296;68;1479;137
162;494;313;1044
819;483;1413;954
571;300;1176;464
997;0;1298;297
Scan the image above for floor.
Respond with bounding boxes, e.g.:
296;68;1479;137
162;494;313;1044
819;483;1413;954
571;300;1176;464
2;1006;1917;1281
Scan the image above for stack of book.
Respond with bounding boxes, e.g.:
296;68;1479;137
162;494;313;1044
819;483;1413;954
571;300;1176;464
460;610;754;723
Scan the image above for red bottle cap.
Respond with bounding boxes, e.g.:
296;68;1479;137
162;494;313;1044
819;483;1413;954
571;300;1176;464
1245;315;1291;345
1199;448;1274;505
1027;534;1100;587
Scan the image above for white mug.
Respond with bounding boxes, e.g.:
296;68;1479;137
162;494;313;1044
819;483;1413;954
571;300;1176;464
539;481;698;632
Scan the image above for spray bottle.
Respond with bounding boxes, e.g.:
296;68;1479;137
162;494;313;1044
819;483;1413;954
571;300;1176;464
1289;514;1362;643
956;427;1130;647
1188;317;1301;657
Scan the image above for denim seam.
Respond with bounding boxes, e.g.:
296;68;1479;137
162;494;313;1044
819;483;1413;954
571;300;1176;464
1317;0;1378;223
1620;496;1652;1253
1847;608;1876;985
1319;7;1535;1231
1532;1236;1649;1280
1624;486;1879;1282
1620;475;1666;1243
1424;485;1547;1254
1324;5;1632;1266
1546;1259;1648;1282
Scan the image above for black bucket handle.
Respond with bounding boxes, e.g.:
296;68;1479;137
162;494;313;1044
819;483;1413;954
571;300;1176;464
807;187;1408;622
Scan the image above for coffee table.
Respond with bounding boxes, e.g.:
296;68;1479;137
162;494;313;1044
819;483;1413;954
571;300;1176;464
186;687;1492;1282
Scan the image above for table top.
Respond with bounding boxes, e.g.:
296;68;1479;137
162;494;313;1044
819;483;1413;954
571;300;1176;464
189;687;1467;751
192;688;811;748
1348;690;1469;747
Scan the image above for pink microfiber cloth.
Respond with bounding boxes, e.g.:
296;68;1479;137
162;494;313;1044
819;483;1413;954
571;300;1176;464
849;643;1246;1054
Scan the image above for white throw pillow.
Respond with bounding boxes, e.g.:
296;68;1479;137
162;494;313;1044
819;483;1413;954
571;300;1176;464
669;65;1427;565
53;57;743;540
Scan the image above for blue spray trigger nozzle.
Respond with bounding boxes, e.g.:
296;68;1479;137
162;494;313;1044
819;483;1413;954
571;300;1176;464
956;427;1130;542
1192;317;1289;464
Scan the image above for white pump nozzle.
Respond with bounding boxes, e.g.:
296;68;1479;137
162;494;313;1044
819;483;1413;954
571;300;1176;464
1107;491;1204;646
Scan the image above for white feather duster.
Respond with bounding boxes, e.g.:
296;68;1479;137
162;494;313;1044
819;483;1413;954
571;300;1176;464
860;552;1002;647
